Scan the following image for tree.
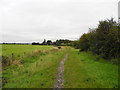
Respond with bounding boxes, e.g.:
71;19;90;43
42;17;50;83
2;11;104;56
47;40;52;45
78;33;90;51
32;42;40;45
77;18;119;60
41;39;47;45
71;40;79;49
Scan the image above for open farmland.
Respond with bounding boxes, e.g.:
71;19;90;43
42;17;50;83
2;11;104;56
2;45;53;60
2;45;67;88
1;45;118;88
2;45;68;88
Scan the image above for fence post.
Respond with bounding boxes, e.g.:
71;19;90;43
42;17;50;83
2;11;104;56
11;53;14;64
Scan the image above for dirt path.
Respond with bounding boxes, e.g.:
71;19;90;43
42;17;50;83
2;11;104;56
53;54;68;89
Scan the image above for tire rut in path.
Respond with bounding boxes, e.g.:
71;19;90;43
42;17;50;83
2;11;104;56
53;54;68;89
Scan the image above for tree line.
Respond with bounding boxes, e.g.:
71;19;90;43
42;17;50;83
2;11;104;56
75;18;120;61
32;39;73;46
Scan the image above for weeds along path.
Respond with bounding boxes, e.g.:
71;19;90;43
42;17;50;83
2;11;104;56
3;47;68;88
54;53;68;89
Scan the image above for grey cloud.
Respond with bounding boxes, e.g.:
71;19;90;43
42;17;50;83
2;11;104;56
0;0;119;42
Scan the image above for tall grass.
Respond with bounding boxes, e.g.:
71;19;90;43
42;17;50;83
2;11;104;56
2;45;54;67
3;47;67;88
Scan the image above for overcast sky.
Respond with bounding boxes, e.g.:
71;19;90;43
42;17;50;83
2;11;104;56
0;0;119;43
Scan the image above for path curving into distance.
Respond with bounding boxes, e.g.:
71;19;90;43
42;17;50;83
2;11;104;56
53;54;68;89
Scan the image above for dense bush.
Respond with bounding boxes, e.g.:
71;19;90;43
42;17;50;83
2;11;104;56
78;18;120;60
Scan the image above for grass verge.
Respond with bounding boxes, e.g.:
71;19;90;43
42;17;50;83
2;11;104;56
64;48;118;88
3;47;67;88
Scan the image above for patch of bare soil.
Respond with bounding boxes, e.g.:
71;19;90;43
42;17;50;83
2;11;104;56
53;54;68;89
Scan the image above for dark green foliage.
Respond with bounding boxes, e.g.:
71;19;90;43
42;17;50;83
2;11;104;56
79;33;90;51
78;18;120;60
53;39;72;46
46;40;52;45
41;39;47;45
32;42;40;45
71;40;79;49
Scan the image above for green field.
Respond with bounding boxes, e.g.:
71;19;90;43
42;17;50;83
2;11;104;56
3;48;67;88
1;45;118;88
1;45;53;60
64;48;118;88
